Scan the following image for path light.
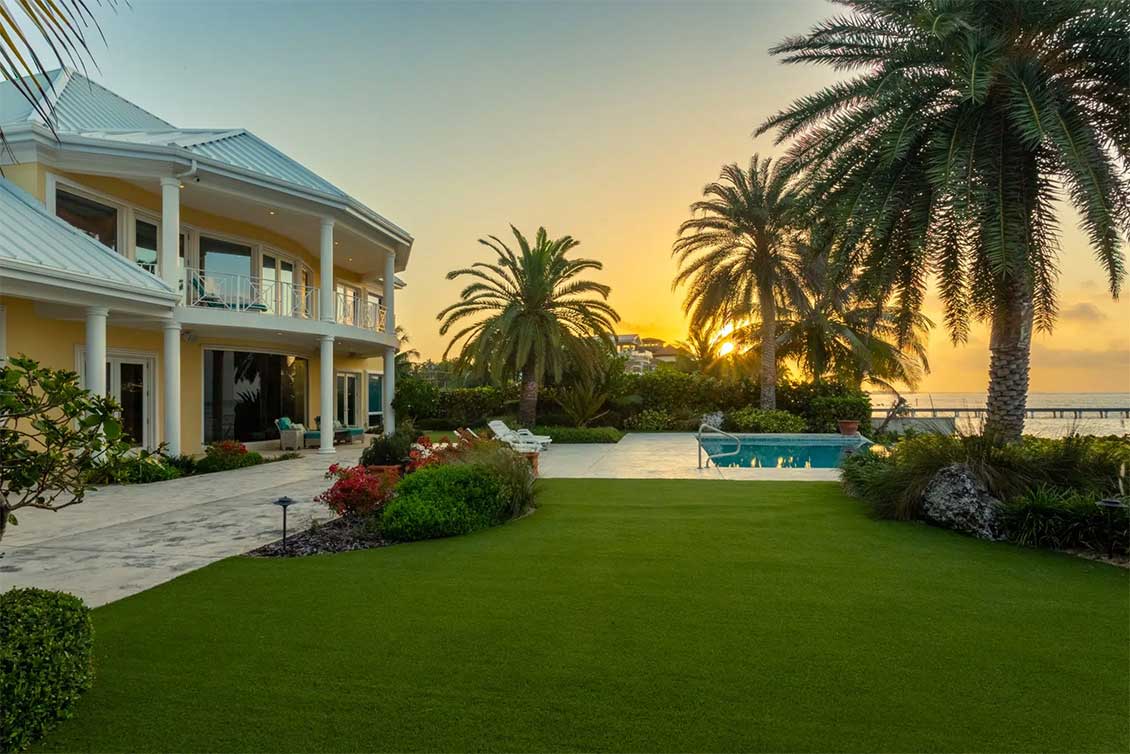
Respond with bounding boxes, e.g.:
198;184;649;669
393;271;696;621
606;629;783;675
273;496;297;555
1096;497;1127;559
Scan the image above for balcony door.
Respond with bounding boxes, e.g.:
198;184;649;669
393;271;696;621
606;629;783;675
262;252;299;316
336;372;360;428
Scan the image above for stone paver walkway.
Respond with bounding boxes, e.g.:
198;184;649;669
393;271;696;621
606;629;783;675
0;447;360;607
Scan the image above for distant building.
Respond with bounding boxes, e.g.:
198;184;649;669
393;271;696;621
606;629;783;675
615;333;655;374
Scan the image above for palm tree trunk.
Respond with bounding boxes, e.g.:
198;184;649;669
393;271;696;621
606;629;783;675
984;277;1033;443
758;283;777;409
518;368;539;427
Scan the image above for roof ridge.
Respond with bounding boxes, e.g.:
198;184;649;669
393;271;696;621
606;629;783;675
46;67;175;130
232;129;347;193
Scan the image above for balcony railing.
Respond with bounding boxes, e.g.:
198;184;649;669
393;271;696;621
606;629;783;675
335;290;388;333
182;267;389;334
185;267;318;318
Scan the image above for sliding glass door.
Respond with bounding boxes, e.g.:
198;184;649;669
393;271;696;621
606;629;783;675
204;350;308;443
336;372;360;427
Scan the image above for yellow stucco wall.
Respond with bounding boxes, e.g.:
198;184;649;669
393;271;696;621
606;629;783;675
1;161;389;455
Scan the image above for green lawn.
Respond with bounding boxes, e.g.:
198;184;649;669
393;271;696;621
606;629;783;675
38;480;1129;753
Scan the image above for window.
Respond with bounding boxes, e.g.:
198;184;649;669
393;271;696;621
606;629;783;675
203;350;307;443
262;252;300;315
0;304;6;366
336;372;360;427
135;219;159;274
200;236;253;303
367;373;383;427
56;189;118;250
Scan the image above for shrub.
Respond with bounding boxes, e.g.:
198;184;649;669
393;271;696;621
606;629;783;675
841;433;1130;521
165;453;199;476
724;407;807;433
315;464;398;517
437;386;507;426
1000;485;1128;556
359;427;417;467
624;409;672;431
532;426;623;443
806;394;873;434
87;445;181;485
1;588;94;752
449;443;537;518
383;463;510;541
195;441;263;474
392;374;440;419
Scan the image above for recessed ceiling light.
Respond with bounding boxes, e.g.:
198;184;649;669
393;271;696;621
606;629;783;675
334;241;340;246
348;257;353;261
269;210;276;215
178;183;185;189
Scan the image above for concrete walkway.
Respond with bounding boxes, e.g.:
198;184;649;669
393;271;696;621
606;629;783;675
0;447;360;607
539;433;842;482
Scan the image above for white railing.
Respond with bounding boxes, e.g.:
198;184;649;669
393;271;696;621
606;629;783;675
335;291;388;333
184;267;318;318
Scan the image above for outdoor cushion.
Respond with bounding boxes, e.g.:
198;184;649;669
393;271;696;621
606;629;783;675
277;417;293;431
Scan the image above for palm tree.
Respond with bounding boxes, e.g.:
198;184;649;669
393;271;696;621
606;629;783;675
673;329;723;376
393;325;419;378
438;226;619;426
777;253;932;390
1;1;121;146
758;0;1128;441
673;156;803;408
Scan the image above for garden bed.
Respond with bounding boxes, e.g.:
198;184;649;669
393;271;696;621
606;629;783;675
247;516;389;557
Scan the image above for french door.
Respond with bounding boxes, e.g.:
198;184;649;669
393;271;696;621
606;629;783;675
104;357;152;448
335;372;360;428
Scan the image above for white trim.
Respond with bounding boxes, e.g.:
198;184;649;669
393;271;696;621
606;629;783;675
0;304;7;365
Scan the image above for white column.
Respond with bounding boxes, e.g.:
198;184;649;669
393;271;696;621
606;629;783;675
319;335;335;454
84;307;108;397
162;319;181;455
383;250;396;335
320;218;335;322
159;177;181;291
383;346;396;435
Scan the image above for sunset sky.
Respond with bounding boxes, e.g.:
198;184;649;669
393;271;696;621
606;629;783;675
40;0;1130;392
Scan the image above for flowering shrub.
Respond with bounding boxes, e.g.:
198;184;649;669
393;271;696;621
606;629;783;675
315;464;398;517
195;440;263;474
406;435;460;473
209;440;248;456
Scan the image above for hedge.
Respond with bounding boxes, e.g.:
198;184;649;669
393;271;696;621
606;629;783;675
1;588;95;752
724;408;807;433
382;463;511;541
533;426;623;443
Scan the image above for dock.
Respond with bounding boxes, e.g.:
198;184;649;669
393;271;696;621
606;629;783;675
871;407;1130;419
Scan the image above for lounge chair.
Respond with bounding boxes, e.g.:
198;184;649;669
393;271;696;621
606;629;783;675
488;420;552;450
274;417;304;450
304;416;365;447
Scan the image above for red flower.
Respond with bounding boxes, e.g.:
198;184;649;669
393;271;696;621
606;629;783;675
315;464;398;517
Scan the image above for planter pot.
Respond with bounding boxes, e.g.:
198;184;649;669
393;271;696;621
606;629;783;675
837;420;861;436
365;465;402;481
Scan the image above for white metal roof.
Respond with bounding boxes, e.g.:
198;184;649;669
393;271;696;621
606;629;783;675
0;176;175;296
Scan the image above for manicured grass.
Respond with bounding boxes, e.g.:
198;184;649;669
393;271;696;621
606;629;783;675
37;480;1129;753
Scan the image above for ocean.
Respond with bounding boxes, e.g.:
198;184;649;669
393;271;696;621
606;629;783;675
869;392;1130;438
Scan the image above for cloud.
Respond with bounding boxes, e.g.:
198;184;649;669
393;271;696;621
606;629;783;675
1030;344;1130;370
1060;302;1108;322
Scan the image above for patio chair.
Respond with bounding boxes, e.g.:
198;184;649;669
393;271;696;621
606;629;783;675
488;420;552;450
274;417;304;451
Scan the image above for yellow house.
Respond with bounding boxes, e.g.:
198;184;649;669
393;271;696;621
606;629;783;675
0;68;411;455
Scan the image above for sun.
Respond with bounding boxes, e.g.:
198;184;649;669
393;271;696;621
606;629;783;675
717;340;736;356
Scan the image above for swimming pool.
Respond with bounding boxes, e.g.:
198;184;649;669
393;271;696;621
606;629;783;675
697;433;871;469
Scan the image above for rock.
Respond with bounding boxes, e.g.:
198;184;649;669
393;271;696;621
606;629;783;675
921;463;1003;541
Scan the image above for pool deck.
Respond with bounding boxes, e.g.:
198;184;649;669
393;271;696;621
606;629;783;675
539;433;842;481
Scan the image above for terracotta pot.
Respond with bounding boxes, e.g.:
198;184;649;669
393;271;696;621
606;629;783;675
837;419;861;436
520;451;540;478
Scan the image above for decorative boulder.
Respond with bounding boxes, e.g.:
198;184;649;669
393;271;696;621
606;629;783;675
922;464;1003;541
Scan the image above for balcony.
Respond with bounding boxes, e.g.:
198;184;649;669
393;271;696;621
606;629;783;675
183;267;387;333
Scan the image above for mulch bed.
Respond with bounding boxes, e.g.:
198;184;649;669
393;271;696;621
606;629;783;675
247;516;390;558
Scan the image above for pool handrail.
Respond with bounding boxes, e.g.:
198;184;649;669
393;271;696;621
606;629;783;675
696;423;743;469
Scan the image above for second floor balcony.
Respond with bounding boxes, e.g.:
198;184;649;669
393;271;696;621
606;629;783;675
184;267;387;333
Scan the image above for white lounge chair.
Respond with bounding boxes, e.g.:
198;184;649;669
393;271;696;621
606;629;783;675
488;420;552;450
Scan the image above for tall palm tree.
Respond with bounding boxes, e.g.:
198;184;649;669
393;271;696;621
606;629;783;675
1;1;120;146
758;0;1128;441
673;328;723;376
673;156;803;408
438;226;619;426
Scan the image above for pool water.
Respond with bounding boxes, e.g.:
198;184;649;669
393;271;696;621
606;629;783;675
698;433;871;469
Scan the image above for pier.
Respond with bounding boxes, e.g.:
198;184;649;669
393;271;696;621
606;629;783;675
871;407;1130;419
